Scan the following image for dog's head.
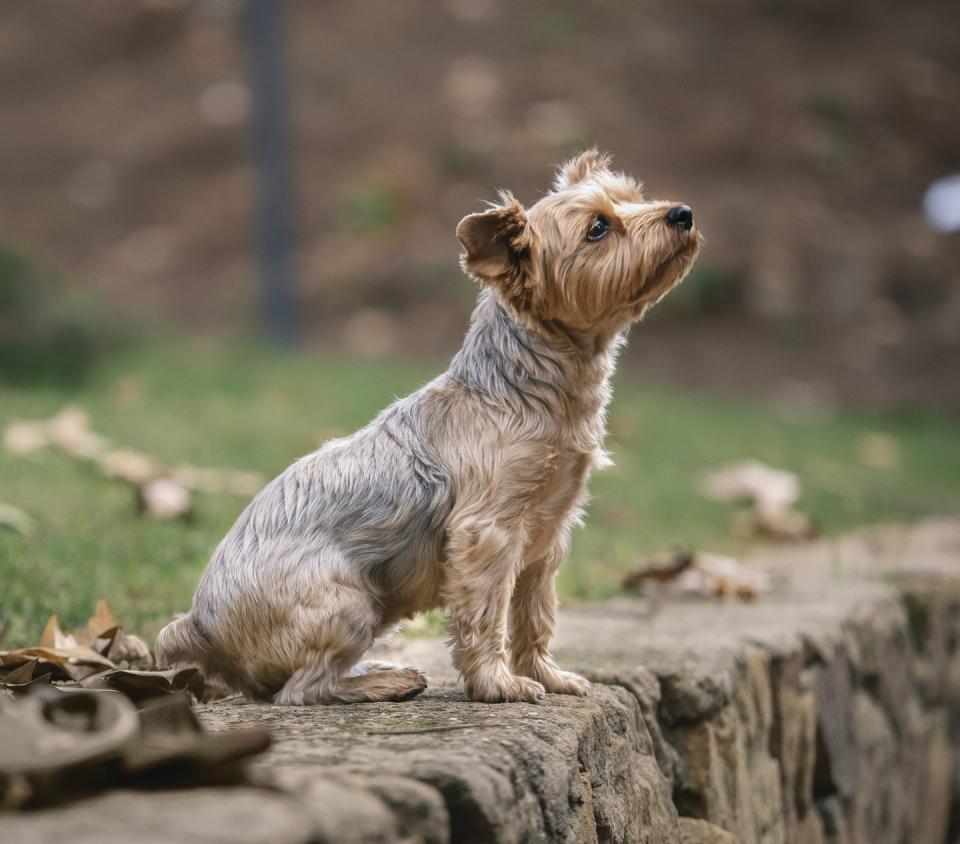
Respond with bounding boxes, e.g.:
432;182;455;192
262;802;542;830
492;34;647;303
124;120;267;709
457;150;701;336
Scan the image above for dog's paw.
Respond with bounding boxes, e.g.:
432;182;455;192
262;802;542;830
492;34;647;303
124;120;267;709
538;669;590;697
466;672;546;703
389;667;429;701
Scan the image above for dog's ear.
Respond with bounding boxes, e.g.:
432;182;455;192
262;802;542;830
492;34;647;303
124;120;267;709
457;191;536;305
553;148;613;191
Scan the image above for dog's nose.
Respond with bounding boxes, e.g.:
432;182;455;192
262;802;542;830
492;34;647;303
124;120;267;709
665;205;694;231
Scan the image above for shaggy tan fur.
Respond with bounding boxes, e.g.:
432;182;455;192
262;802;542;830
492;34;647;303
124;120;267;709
155;151;701;704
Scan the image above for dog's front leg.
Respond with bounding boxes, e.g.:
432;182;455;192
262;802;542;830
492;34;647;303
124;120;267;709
443;517;546;703
509;546;590;696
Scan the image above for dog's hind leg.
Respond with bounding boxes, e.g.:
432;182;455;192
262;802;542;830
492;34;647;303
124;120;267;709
275;658;427;705
272;590;427;705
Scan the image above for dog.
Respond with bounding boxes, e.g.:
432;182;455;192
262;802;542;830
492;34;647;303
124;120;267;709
155;150;701;704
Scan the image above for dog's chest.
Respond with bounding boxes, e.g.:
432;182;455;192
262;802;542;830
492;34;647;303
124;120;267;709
521;434;602;560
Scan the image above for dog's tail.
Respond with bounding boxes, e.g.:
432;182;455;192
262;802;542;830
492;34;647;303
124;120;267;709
154;613;210;673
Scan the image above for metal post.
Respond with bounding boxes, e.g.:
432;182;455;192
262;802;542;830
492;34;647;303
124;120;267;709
246;0;298;344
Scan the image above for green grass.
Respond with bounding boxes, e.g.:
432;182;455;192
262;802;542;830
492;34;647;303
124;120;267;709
1;341;958;647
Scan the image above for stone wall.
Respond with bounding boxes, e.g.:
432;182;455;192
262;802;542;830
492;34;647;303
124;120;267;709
659;579;960;844
8;519;960;843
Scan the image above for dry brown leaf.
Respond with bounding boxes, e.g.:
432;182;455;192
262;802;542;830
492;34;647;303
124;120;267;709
622;550;769;602
88;633;118;657
87;599;120;639
81;666;203;701
695;552;770;600
0;649;67;683
0;659;41;685
1;647;66;672
0;645;114;682
47;602;150;666
23;613;121;681
621;549;694;591
39;614;60;649
0;666;53;701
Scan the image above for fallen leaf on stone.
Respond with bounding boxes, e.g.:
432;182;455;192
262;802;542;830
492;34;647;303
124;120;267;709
137;478;192;520
3;605;149;683
0;502;34;537
621;549;694;591
0;650;67;681
695;552;770;599
0;645;113;682
0;686;141;807
40;614;118;678
0;664;52;698
2;686;268;808
0;659;45;686
622;550;769;601
81;667;203;702
69;600;152;669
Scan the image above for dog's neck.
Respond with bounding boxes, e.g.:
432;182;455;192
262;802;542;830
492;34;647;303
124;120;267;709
448;289;622;431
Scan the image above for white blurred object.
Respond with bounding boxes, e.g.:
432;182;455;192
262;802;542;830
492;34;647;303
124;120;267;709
700;460;817;540
700;460;800;517
139;478;192;520
923;174;960;233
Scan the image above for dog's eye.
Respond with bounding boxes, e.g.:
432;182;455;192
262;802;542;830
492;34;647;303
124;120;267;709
586;216;610;242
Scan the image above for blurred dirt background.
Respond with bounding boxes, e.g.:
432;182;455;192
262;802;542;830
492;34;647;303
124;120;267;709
1;0;958;407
